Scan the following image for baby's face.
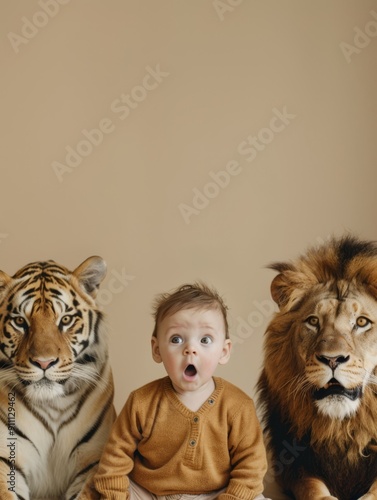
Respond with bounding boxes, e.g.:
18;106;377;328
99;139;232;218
151;307;231;395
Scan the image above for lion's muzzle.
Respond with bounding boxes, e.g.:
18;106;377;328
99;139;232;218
316;354;350;370
313;378;363;401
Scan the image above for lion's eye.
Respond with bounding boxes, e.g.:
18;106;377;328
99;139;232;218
12;316;28;330
305;316;319;328
59;315;74;328
356;316;371;328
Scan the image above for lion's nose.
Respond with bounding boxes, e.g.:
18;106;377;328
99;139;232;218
316;355;350;370
30;357;59;370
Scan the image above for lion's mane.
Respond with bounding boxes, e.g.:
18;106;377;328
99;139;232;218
258;236;377;499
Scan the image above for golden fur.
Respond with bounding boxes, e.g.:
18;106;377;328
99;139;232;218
258;236;377;499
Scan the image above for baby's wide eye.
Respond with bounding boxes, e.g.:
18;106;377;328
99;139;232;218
171;336;183;344
201;336;212;345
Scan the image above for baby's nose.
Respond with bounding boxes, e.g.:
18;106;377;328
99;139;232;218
184;344;197;354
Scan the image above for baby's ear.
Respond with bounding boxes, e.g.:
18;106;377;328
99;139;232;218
151;337;162;363
218;339;232;365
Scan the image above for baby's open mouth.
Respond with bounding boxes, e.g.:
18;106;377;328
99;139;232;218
184;364;197;377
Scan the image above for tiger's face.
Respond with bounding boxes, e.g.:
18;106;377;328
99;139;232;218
0;257;107;402
293;286;377;419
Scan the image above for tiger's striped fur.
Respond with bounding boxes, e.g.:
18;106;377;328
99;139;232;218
0;257;116;500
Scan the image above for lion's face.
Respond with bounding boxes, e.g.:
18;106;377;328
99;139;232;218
259;237;377;496
261;237;377;428
293;286;377;419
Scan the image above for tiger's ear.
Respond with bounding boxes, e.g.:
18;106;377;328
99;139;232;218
270;270;315;311
73;256;107;298
0;271;12;299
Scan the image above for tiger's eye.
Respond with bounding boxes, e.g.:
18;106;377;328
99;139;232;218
60;315;72;326
12;316;27;331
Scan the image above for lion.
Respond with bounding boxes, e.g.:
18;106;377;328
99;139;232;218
257;236;377;500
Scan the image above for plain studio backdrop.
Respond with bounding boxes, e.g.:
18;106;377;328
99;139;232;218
1;1;377;497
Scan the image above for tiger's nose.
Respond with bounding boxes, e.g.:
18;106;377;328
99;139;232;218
30;358;59;370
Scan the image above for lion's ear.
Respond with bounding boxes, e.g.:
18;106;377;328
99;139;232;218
346;260;377;300
364;278;377;302
271;270;315;311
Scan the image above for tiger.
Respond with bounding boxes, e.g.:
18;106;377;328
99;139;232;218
258;236;377;500
0;256;116;500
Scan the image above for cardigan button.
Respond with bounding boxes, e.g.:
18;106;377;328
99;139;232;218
193;416;199;423
189;439;196;447
208;398;215;405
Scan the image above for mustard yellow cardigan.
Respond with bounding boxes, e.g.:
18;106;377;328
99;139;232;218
85;376;267;500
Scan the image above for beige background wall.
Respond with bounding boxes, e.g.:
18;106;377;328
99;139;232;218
2;1;377;496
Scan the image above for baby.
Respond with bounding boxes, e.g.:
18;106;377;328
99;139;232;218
82;282;270;500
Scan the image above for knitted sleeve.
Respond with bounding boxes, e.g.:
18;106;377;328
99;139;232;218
93;391;141;500
219;398;267;500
